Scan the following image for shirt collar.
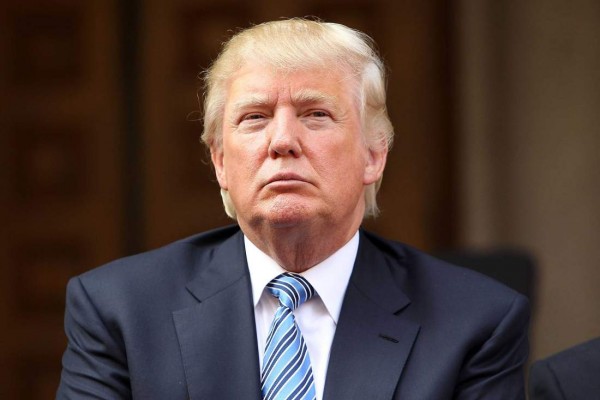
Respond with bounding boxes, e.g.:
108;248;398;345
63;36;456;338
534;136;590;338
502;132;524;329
245;232;358;324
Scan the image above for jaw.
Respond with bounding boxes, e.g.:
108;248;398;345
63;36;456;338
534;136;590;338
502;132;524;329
238;193;366;272
241;193;318;230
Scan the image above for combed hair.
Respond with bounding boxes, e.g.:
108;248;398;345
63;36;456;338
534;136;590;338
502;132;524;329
201;18;394;218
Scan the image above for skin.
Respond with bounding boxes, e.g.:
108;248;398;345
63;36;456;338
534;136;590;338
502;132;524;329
211;61;387;272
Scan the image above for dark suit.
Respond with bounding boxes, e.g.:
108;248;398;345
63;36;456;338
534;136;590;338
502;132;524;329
57;225;529;399
529;337;600;400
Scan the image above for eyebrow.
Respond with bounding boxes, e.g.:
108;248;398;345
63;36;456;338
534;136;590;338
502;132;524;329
228;89;341;115
291;89;339;110
230;94;272;114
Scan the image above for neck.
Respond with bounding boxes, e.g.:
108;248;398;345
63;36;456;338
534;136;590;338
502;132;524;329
242;220;361;273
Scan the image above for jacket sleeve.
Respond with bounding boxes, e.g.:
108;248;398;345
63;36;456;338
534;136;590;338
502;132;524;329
528;360;567;400
56;276;131;399
454;294;531;400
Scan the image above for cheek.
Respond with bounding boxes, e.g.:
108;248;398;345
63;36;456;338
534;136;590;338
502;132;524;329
224;142;264;184
315;140;367;182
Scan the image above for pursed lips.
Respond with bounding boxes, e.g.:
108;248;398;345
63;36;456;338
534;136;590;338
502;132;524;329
264;172;310;187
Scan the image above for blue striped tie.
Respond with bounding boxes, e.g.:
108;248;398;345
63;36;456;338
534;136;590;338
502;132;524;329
261;272;317;400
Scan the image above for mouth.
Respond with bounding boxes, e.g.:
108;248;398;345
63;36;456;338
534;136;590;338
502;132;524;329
265;173;309;186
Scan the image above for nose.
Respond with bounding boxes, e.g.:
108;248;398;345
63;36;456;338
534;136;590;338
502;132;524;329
267;111;302;158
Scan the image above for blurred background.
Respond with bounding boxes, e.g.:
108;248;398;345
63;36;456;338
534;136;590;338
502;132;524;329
0;0;598;398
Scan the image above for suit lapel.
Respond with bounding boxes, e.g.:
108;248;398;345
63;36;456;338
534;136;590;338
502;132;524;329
323;232;420;400
172;231;261;400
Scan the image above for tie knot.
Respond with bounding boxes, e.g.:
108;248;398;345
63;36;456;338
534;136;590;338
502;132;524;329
266;272;315;311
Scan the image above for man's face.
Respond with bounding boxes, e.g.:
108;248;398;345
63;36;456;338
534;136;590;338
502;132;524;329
211;61;386;233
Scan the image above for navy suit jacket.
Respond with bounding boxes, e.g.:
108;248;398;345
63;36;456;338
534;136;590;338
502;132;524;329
529;337;600;400
57;225;529;399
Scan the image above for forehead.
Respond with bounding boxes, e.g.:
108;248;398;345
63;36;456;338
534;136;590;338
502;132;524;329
224;61;359;108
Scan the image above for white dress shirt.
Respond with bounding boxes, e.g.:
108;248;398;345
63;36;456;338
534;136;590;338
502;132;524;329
245;232;358;400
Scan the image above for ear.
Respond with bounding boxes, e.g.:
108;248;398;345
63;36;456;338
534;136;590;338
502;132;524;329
363;141;388;185
210;145;228;190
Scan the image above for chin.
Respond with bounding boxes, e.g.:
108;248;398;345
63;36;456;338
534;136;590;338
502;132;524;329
264;201;314;228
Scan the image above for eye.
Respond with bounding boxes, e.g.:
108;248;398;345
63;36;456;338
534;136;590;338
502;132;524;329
242;113;265;121
236;112;268;133
305;110;330;119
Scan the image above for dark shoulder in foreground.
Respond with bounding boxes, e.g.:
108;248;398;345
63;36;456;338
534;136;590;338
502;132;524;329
529;337;600;399
533;336;600;371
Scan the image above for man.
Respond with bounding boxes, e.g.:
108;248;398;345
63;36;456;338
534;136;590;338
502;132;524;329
529;337;600;400
57;19;529;399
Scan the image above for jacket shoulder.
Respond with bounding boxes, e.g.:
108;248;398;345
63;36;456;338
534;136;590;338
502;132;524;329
73;225;242;299
361;229;528;324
